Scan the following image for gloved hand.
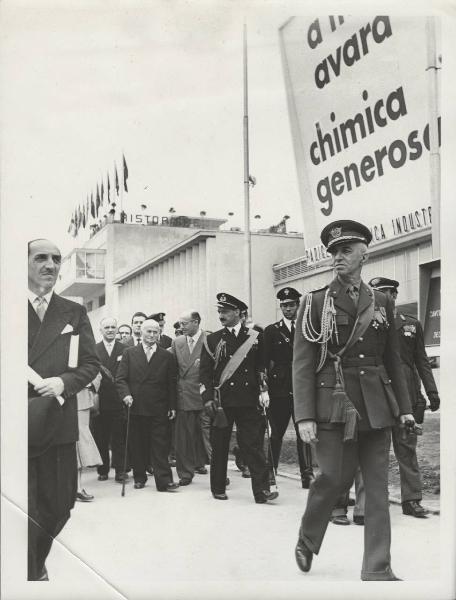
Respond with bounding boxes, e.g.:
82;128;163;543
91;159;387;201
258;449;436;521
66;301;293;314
428;392;440;412
205;400;216;418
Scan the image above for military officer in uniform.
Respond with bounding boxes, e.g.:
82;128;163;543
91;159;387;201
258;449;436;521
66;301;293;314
199;293;278;504
293;220;413;581
369;277;440;517
149;312;173;349
263;287;314;487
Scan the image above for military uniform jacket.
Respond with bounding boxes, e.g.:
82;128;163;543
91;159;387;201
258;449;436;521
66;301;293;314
170;332;205;411
263;320;294;398
28;293;100;446
293;278;411;430
116;344;177;416
160;334;172;350
395;313;438;405
199;325;265;408
96;340;126;412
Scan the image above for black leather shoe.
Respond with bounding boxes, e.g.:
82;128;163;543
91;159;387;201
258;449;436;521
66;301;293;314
134;482;145;489
225;477;230;486
402;500;428;518
212;492;228;500
146;466;154;475
158;482;179;492
38;565;49;581
179;478;192;486
331;515;350;525
295;538;313;572
301;476;314;489
195;467;208;475
76;489;94;502
115;472;129;483
348;498;356;506
242;467;251;478
353;515;365;525
98;474;108;481
255;490;279;503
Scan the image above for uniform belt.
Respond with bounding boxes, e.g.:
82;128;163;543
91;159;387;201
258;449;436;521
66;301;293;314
341;356;383;367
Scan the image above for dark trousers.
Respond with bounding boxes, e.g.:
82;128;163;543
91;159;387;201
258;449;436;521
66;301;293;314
299;426;393;579
391;424;422;502
175;409;207;480
129;414;173;489
210;406;269;497
268;395;313;477
28;443;77;580
92;410;126;476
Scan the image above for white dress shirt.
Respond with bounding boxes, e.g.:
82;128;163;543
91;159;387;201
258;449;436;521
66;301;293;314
28;289;54;317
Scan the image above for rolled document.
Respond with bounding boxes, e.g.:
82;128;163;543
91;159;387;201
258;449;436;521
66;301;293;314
27;366;64;406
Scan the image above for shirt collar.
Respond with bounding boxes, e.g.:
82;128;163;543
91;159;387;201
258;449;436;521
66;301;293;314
142;341;157;352
336;276;361;294
103;339;115;349
282;317;295;331
188;328;202;344
226;321;242;336
28;289;54;306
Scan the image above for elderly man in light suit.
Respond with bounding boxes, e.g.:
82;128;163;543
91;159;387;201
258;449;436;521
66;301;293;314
170;310;208;485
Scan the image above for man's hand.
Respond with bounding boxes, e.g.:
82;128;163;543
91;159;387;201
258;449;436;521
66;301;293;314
399;414;415;426
205;401;216;418
428;392;440;412
123;395;133;407
259;372;268;392
298;420;318;444
168;409;176;420
259;390;270;409
34;377;64;397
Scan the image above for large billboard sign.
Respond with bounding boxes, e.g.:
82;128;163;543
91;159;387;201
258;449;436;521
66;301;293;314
279;16;440;247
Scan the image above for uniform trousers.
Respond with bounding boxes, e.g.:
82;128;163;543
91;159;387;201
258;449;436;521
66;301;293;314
175;409;207;480
268;394;313;477
129;414;173;489
332;467;365;517
28;443;77;580
391;424;422;502
299;426;393;579
200;411;212;463
210;405;269;497
92;410;126;476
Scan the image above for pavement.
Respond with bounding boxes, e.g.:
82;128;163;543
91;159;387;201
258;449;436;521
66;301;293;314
37;461;441;598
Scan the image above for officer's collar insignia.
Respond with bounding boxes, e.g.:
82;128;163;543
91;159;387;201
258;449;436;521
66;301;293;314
219;294;226;302
330;227;342;239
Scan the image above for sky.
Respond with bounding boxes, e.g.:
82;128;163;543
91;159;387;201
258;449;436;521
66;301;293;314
1;2;306;256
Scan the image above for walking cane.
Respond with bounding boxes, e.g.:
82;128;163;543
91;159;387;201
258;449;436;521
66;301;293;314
121;404;131;497
261;395;279;494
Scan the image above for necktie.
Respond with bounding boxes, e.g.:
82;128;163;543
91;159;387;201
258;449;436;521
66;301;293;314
231;328;236;337
188;337;194;353
145;345;154;361
34;297;47;321
106;344;113;356
347;285;359;307
290;320;295;340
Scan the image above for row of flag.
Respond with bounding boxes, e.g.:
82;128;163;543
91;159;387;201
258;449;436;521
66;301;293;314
67;154;129;237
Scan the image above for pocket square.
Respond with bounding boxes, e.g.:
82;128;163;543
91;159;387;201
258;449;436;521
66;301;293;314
117;355;122;361
61;323;74;335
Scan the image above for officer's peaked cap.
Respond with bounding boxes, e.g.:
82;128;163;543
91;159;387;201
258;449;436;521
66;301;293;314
277;287;301;301
216;292;248;312
369;277;399;291
320;219;372;251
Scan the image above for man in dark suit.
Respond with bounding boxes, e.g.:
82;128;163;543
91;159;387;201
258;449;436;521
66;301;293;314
263;287;314;488
199;293;278;504
293;221;413;581
149;312;172;349
93;316;128;483
116;319;179;491
28;239;99;581
369;277;440;517
122;312;147;347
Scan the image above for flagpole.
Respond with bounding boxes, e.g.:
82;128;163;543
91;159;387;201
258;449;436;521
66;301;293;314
243;23;253;314
426;17;440;258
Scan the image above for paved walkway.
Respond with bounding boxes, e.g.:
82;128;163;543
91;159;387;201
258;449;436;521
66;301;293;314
34;461;442;598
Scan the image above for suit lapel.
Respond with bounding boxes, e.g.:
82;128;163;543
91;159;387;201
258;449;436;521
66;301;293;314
179;336;191;362
356;281;374;317
29;294;73;365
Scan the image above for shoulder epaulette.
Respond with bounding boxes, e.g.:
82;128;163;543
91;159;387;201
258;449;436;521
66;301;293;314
307;284;328;295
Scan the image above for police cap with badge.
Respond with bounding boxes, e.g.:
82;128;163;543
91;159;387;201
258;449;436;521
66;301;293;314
149;312;166;322
277;287;302;305
320;219;372;252
216;292;248;312
368;277;399;292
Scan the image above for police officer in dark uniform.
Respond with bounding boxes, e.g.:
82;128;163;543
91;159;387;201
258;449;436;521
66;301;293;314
263;287;314;487
199;293;278;504
149;312;173;349
293;220;413;581
369;277;440;517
